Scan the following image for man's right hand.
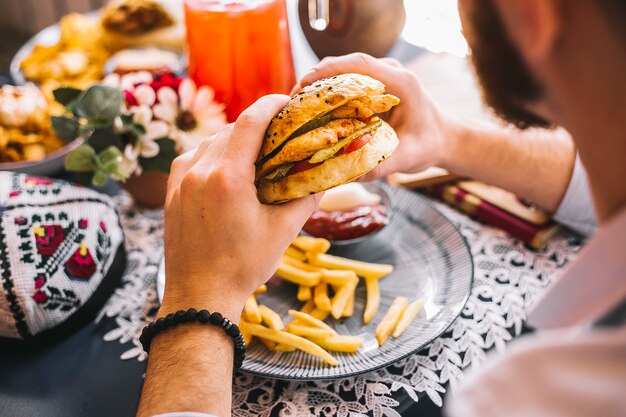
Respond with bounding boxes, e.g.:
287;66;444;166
295;53;453;181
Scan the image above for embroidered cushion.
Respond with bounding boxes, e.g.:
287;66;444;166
0;172;126;345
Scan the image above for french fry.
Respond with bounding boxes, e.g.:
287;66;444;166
321;269;359;286
287;324;333;339
239;319;253;345
392;298;424;338
255;284;268;294
259;337;277;350
310;308;330;321
375;297;409;346
297;285;312;301
342;291;355;317
307;252;393;279
363;277;380;324
331;276;359;319
276;261;322;286
282;255;324;272
292;235;331;253
259;305;285;330
313;282;332;312
240;322;338;366
300;298;315;314
284;246;307;261
274;344;296;352
288;310;336;334
244;295;262;324
307;334;364;353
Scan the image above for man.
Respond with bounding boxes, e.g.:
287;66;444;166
137;0;626;416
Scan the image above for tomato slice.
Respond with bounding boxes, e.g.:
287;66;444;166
288;160;322;175
342;133;372;154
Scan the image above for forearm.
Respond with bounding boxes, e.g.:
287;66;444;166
137;306;242;417
441;117;577;212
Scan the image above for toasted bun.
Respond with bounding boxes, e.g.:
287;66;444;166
257;121;398;204
261;73;385;158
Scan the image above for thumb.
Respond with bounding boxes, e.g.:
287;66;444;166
270;192;323;236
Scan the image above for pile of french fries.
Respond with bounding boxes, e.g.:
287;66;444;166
239;236;424;366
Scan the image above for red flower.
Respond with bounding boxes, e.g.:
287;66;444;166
9;191;20;198
124;90;138;106
79;219;89;229
14;217;26;225
33;290;47;303
99;221;107;232
150;73;183;95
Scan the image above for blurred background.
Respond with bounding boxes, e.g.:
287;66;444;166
0;0;467;70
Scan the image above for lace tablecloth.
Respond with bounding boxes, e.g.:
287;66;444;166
98;192;582;417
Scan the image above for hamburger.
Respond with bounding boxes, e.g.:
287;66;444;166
255;73;400;204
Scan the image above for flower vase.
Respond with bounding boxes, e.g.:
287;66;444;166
123;171;169;209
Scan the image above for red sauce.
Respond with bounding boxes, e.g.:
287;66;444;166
303;204;388;241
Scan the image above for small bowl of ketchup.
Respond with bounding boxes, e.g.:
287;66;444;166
302;182;391;245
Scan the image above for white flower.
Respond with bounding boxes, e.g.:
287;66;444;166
102;71;154;92
119;144;141;177
118;120;169;177
152;79;227;153
133;85;156;107
132;105;153;127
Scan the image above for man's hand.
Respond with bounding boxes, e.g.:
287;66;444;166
160;94;321;321
295;53;452;181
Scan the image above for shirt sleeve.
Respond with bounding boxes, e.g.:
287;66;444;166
153;413;218;417
553;154;597;236
444;326;626;417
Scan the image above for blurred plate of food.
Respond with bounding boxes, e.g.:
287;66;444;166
0;83;80;175
10;0;185;89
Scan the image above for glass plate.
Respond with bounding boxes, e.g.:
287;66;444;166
158;183;473;380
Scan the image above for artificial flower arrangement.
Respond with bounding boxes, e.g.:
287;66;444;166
51;71;227;187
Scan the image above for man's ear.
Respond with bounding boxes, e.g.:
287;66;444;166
493;0;560;62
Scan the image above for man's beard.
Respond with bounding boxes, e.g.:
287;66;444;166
464;0;553;129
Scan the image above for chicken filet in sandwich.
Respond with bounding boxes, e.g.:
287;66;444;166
255;73;400;204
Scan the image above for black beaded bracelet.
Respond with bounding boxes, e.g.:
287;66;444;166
139;308;246;369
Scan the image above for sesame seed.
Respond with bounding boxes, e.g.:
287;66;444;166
273;132;277;136
328;86;332;90
316;94;320;97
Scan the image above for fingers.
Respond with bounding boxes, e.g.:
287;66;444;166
289;82;302;96
379;57;403;68
166;125;234;205
299;53;406;91
184;124;233;174
271;192;323;235
223;94;290;170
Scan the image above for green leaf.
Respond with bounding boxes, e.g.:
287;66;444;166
120;114;134;125
51;116;79;143
87;127;123;153
65;144;97;173
139;138;178;173
92;170;109;187
128;123;146;138
82;120;113;131
53;87;82;106
97;146;123;173
75;86;123;124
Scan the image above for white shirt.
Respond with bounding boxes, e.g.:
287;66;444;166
446;164;626;417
